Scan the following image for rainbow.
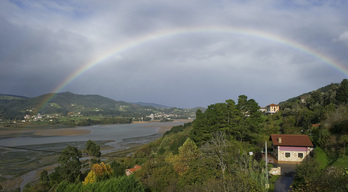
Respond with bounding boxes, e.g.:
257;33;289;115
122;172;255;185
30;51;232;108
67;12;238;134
35;26;347;112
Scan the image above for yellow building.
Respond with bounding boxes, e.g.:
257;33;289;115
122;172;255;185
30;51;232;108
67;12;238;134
266;104;279;113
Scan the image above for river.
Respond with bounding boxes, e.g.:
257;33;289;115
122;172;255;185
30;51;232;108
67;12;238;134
0;120;189;190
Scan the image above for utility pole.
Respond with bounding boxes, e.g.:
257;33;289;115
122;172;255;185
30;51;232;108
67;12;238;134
265;141;269;190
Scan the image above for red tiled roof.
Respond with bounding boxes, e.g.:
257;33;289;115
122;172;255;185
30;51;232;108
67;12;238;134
267;104;279;107
270;134;314;147
127;165;141;173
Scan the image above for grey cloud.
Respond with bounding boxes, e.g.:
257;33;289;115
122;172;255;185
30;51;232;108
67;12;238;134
335;31;348;45
1;0;348;108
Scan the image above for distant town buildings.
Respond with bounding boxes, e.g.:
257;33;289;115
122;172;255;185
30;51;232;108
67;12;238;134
23;113;61;122
146;112;179;121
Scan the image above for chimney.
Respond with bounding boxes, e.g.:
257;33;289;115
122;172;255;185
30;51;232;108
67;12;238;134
278;137;282;143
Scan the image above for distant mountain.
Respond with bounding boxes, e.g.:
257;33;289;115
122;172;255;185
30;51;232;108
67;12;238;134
133;102;172;109
0;92;197;120
0;94;28;100
0;91;148;114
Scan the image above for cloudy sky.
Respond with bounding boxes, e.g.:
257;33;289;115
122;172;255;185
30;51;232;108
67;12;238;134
1;0;348;108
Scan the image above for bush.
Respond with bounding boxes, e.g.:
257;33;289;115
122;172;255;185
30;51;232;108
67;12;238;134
55;175;145;192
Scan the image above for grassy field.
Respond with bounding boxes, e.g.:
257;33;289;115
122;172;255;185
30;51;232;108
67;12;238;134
331;155;348;168
313;146;348;170
269;175;280;192
313;147;329;169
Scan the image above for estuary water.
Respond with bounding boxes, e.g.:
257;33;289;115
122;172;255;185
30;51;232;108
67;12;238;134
0;121;187;150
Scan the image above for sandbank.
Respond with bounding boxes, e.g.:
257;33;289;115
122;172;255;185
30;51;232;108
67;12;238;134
34;128;91;136
0;127;91;137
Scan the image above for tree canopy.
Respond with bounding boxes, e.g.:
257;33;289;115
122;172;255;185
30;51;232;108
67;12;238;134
190;95;263;145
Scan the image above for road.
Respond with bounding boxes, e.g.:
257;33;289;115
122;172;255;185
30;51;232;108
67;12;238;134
274;163;297;192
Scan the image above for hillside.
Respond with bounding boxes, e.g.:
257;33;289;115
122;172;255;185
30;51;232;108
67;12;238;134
134;102;172;109
0;92;196;122
280;83;339;104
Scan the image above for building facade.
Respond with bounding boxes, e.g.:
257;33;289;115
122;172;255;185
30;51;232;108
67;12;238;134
266;104;279;113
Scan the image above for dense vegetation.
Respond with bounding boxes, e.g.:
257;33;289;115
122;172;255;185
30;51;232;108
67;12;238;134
2;80;348;191
281;79;348;191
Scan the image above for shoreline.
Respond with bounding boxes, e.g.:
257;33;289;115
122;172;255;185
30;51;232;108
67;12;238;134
0;119;192;137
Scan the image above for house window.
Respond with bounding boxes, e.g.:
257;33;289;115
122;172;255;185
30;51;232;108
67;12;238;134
285;152;290;158
298;153;303;158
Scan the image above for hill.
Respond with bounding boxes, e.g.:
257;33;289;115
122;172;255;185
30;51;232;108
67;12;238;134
0;92;196;122
280;82;339;104
133;102;172;109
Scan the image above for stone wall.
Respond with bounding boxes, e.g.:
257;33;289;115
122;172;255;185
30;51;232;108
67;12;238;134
269;167;281;175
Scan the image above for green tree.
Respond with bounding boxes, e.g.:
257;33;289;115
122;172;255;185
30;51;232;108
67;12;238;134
339;135;348;156
168;138;200;176
234;96;263;142
110;161;126;177
57;145;82;183
190;109;210;144
55;175;145;192
191;96;263;144
299;108;314;130
85;140;101;168
317;128;331;148
336;79;348;104
39;170;49;185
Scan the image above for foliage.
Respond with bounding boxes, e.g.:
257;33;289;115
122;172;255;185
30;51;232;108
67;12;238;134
269;175;280;192
82;170;96;185
163;122;192;136
292;160;348;192
313;147;329;169
166;138;200;176
157;132;188;155
332;156;348;168
336;79;348;104
39;170;49;185
110;161;127;177
55;145;82;183
82;162;113;184
292;146;348;191
85;140;101;168
56;175;145;192
93;162;113;178
190;96;264;145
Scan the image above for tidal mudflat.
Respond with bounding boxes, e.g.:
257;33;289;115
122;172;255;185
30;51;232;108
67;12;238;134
0;120;190;190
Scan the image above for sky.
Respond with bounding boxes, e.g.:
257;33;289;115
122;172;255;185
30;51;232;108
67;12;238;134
1;0;348;108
